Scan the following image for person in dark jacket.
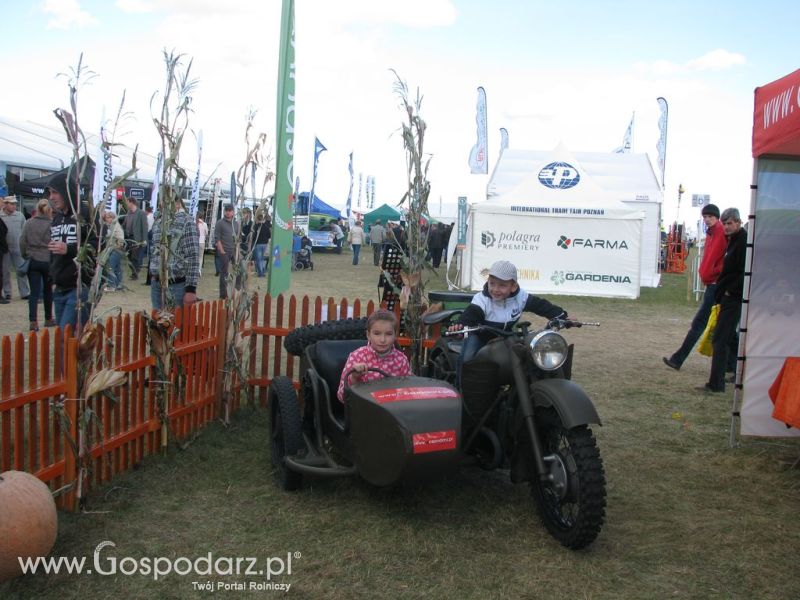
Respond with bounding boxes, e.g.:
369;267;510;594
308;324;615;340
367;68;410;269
0;216;8;304
19;199;55;330
699;208;747;393
252;211;271;277
124;197;148;280
46;171;97;331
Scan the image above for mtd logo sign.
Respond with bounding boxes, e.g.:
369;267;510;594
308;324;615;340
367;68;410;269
538;162;580;189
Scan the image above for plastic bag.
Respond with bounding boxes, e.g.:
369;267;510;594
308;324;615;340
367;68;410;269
697;304;720;356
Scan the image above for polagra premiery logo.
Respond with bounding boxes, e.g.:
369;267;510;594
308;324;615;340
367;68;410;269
538;162;580;189
480;230;541;251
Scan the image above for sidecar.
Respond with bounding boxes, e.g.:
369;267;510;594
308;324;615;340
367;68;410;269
268;339;462;490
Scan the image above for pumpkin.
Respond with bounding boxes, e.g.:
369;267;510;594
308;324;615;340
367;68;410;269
0;470;58;582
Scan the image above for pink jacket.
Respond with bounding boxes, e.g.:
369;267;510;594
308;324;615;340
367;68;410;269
337;345;412;401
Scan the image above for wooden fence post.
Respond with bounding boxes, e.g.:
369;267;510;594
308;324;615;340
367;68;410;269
62;337;79;512
214;301;227;419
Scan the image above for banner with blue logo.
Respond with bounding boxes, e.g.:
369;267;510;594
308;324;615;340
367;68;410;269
308;137;327;216
656;98;668;189
468;87;488;174
614;113;634;154
150;152;163;212
92;112;114;212
189;130;203;217
345;152;353;217
499;127;509;152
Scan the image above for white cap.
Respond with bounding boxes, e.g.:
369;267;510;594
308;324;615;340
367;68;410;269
488;260;517;282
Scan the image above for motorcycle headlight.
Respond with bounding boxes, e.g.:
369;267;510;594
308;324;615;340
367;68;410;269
529;331;568;371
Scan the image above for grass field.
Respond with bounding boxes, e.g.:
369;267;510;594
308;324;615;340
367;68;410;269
2;249;799;599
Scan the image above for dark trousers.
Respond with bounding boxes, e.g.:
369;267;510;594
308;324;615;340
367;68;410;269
430;247;444;268
26;259;53;322
708;296;742;391
669;284;717;367
372;243;382;266
127;241;144;278
218;252;230;299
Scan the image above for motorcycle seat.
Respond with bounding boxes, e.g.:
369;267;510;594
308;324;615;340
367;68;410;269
309;339;367;414
422;309;463;326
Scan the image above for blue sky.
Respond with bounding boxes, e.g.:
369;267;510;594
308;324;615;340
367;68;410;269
3;0;799;229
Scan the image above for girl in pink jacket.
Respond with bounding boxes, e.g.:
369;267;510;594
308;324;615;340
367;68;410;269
337;310;412;402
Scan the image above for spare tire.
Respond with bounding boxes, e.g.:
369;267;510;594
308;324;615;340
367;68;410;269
283;317;368;356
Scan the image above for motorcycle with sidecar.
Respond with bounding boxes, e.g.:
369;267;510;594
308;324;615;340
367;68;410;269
270;312;606;550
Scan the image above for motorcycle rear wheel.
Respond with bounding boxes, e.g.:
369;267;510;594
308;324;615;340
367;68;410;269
530;413;606;550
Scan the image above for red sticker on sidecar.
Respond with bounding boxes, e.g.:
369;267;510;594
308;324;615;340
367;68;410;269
370;386;459;403
412;430;457;454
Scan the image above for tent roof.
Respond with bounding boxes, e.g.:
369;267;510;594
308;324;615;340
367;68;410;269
752;68;800;157
482;143;644;218
0;115;212;184
488;144;662;204
364;203;401;224
13;157;94;199
296;192;343;219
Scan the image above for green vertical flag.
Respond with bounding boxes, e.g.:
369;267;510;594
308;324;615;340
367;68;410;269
268;0;296;295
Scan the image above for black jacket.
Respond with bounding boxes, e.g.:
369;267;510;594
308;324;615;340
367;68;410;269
715;227;747;302
0;218;8;254
50;206;97;290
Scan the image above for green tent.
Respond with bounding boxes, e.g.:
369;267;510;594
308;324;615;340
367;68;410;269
363;203;402;227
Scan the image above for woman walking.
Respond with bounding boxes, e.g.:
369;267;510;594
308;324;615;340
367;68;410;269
102;210;125;291
348;220;364;265
19;199;54;331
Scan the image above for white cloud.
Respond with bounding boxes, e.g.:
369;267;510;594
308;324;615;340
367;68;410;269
43;0;99;30
634;49;747;76
687;48;746;71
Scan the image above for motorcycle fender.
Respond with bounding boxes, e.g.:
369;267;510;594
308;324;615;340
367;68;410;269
527;379;602;429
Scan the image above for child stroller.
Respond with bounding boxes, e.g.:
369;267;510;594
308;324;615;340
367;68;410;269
295;237;314;271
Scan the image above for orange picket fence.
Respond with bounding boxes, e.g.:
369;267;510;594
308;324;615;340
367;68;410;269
0;293;434;510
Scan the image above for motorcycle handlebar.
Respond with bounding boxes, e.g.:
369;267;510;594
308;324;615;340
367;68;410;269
445;319;600;336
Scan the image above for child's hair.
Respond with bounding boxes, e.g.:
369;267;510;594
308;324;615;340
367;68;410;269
366;309;397;332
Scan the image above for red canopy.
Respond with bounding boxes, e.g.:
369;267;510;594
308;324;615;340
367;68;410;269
752;68;800;157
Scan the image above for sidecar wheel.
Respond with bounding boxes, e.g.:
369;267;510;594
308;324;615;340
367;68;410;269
530;414;606;550
268;376;304;491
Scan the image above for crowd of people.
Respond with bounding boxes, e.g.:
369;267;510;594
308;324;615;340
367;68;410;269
322;217;454;268
0;176;278;331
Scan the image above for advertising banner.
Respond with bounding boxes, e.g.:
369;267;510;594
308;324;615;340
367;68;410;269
457;196;467;249
268;0;296;295
469;204;643;299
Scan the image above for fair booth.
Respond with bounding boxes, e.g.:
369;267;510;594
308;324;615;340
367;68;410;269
732;68;800;441
460;145;645;299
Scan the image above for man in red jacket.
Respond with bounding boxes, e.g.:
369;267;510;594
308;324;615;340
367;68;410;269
663;204;727;370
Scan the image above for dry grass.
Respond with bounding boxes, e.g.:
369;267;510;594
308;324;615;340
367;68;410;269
2;249;800;599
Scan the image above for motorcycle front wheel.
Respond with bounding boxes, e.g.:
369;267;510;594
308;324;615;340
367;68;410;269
530;411;606;550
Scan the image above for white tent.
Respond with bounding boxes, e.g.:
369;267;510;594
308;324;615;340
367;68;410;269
0;115;160;180
462;145;645;299
732;69;800;440
487;145;662;287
